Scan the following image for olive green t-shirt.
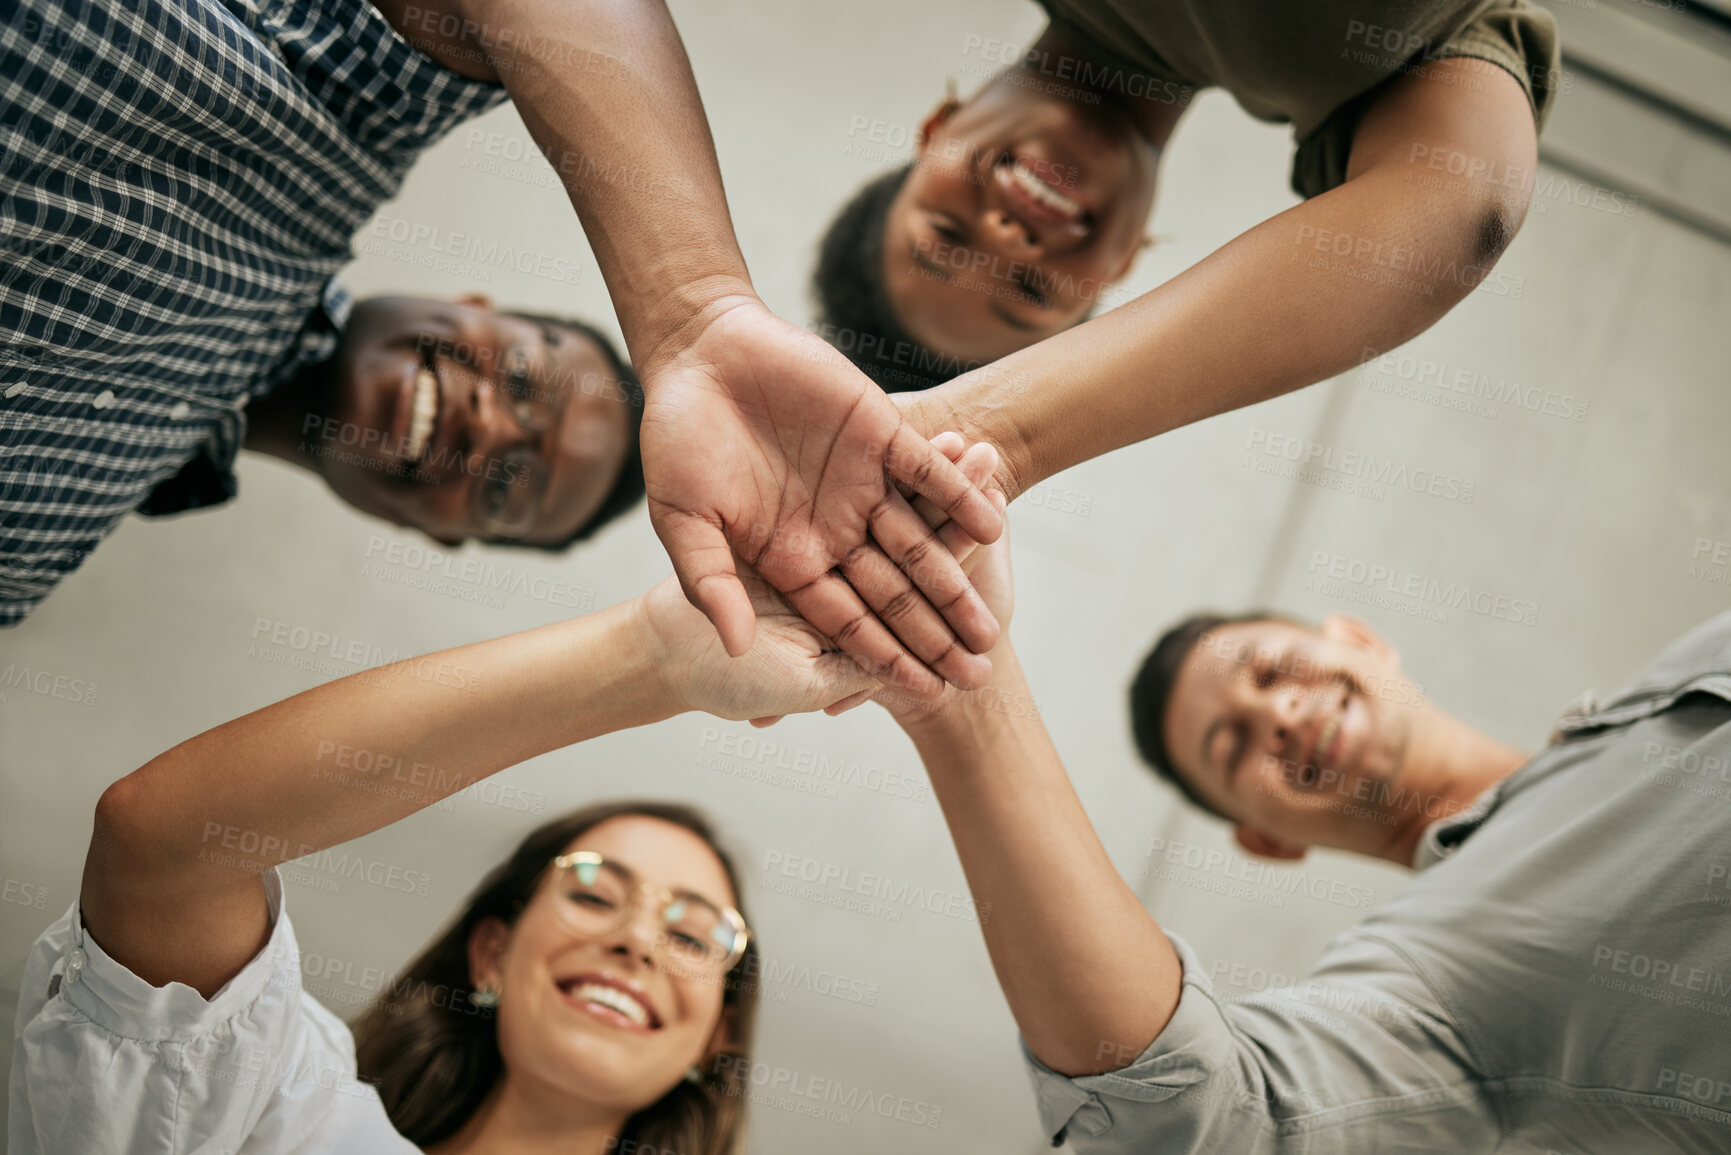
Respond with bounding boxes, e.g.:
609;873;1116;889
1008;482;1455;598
1035;0;1560;198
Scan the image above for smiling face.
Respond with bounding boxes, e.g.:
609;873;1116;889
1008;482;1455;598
881;75;1158;364
1163;617;1422;858
475;816;739;1116
318;296;635;547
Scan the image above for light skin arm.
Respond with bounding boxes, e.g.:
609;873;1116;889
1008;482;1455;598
884;541;1181;1076
906;57;1538;500
81;575;877;999
369;0;1004;690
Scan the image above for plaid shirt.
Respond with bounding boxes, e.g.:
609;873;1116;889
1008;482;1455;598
0;0;506;625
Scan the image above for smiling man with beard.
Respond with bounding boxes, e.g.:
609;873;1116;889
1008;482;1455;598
242;292;642;550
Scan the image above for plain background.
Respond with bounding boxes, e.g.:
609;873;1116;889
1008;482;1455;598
5;0;1731;1150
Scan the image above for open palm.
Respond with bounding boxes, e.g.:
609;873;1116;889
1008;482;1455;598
639;299;1004;696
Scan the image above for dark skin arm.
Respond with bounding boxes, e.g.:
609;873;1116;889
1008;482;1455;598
367;0;1005;695
905;56;1538;501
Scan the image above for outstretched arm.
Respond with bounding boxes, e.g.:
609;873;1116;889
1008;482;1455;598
82;573;875;998
381;0;1004;690
904;57;1537;500
882;539;1179;1074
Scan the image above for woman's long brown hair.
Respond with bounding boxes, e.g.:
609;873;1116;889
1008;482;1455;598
352;800;761;1152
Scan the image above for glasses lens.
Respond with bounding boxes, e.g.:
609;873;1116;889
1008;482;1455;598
475;444;543;537
658;896;739;971
559;856;632;933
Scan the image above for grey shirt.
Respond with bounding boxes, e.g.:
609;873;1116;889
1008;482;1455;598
1027;612;1731;1152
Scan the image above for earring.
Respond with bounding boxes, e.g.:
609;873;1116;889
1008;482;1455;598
469;983;500;1009
684;1064;704;1085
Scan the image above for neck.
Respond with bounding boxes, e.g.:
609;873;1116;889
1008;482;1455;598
241;359;334;474
426;1074;627;1155
1372;712;1529;868
1025;22;1188;148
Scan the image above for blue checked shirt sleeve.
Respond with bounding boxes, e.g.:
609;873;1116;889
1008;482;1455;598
1020;932;1496;1153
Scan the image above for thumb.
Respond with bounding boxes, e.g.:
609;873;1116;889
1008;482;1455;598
650;505;758;657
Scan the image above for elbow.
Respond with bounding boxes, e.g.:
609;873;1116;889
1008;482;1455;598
90;770;160;872
1470;197;1522;268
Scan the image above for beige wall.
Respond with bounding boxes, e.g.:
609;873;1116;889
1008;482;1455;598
5;1;1731;1150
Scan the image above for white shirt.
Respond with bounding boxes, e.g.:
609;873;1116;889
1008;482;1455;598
9;868;418;1154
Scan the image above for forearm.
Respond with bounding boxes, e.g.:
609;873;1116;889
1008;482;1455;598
901;645;1181;1075
453;0;756;374
920;60;1534;500
84;598;672;993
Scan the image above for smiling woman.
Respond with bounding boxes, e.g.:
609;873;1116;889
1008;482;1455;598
10;558;890;1154
353;801;760;1154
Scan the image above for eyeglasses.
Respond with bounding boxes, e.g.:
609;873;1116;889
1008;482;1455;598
472;346;568;538
551;851;751;975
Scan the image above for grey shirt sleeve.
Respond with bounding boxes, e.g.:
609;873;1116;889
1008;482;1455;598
1021;932;1498;1153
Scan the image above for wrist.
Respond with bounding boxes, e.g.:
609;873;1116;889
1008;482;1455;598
627;274;760;389
593;595;687;726
914;372;1036;503
899;644;1031;745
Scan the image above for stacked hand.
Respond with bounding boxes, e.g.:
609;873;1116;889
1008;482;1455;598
638;297;1006;697
643;431;1012;729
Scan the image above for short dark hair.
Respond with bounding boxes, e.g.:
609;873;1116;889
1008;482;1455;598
812;166;977;394
1128;610;1294;821
505;313;645;552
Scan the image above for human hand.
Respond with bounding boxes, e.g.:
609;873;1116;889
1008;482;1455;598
637;297;1005;696
641;566;882;723
873;517;1018;730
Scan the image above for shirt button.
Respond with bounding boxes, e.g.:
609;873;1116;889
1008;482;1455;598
64;947;87;988
169;400;191;420
92;390;115;410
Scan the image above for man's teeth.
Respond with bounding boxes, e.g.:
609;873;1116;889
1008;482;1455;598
1316;715;1341;766
1009;162;1083;218
405;367;437;462
573;982;650;1027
